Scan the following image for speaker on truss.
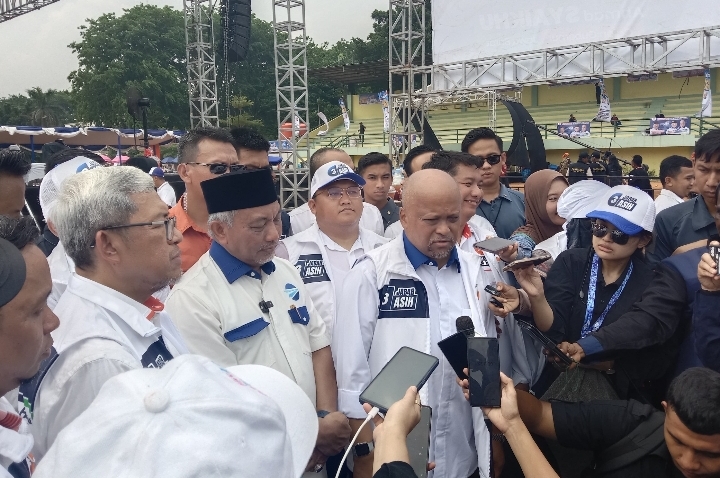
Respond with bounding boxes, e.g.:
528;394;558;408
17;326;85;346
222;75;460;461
501;100;547;172
225;0;251;62
409;109;443;151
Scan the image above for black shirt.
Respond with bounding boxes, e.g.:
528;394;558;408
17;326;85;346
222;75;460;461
379;198;401;230
567;161;591;184
552;400;682;478
373;462;417;478
35;225;59;257
590;161;608;183
627;168;652;196
606;161;623;187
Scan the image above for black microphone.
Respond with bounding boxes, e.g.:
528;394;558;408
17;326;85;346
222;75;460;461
456;316;476;338
259;300;274;313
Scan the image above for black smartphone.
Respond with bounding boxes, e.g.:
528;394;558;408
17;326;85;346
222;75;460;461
437;332;468;379
467;337;501;407
473;237;515;254
359;347;439;413
407;405;432;478
483;284;503;308
515;319;574;366
502;252;552;272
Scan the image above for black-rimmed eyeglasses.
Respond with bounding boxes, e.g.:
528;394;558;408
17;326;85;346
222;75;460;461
101;217;177;241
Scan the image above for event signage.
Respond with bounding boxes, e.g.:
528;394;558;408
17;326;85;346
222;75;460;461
557;122;591;138
648;117;691;135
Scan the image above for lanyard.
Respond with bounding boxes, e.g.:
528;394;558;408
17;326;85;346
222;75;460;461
478;197;504;229
581;254;633;338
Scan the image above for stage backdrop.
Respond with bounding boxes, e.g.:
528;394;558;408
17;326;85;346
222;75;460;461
432;0;719;64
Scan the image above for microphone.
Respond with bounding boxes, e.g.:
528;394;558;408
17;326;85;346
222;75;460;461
456;316;476;338
259;300;274;313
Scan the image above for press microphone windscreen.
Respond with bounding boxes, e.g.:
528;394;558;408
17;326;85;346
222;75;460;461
456;315;475;338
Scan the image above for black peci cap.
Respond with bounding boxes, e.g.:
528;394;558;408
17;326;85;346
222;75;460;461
0;237;26;308
200;168;278;214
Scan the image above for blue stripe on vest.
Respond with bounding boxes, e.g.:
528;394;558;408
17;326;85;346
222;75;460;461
378;279;430;319
224;318;269;342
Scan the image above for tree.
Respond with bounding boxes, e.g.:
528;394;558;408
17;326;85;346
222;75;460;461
0;88;73;126
68;5;189;129
222;95;264;130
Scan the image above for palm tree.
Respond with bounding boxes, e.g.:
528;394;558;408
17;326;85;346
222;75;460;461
24;87;71;127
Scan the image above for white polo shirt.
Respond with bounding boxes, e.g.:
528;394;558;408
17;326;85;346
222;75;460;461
165;242;330;404
654;188;683;214
0;398;33;478
26;274;188;461
156;181;177;208
384;219;403;239
289;202;384;236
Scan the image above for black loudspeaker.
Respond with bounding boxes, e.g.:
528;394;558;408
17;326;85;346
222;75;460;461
409;109;443;151
501;101;547;172
501;100;529;169
225;0;251;63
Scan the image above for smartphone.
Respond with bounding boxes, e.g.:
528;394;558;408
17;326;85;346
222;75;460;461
467;337;501;407
502;253;552;272
407;405;432;478
515;319;574;366
473;237;515;254
359;347;439;413
437;332;468;379
483;284;503;308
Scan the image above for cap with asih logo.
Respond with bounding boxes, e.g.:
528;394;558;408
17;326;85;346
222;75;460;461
586;185;656;235
310;160;365;198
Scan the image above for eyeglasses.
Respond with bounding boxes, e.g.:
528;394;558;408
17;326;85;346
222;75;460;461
101;217;177;241
324;186;363;199
186;162;244;175
475;154;502;166
590;221;630;245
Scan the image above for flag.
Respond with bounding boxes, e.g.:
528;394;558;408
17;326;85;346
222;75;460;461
379;90;390;133
701;68;713;117
339;98;350;132
316;112;329;136
594;79;611;122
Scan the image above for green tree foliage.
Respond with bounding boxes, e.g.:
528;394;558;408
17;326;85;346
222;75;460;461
222;95;265;130
68;4;189;129
0;88;73;126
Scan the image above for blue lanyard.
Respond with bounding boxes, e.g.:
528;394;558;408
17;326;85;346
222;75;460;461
581;254;634;338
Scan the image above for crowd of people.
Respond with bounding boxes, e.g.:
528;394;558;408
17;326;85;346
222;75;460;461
0;124;719;478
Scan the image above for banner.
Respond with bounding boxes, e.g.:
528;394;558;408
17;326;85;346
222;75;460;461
649;117;691;135
339;98;350;132
316;112;329;136
701;68;713;117
594;79;612;122
359;93;382;105
379;90;390;133
557;121;591;137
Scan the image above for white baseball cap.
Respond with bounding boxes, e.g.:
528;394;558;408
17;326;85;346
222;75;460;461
39;156;102;222
33;355;318;478
310;160;365;198
557;180;610;221
586;185;656;235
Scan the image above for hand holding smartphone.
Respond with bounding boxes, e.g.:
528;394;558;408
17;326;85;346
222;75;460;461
467;337;501;407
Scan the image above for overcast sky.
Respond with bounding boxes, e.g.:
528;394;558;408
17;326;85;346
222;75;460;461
0;0;388;97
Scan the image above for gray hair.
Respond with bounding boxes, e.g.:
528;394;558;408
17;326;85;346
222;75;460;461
53;167;155;269
207;211;236;241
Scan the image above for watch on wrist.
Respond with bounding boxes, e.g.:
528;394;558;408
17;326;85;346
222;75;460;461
316;409;331;418
352;441;375;457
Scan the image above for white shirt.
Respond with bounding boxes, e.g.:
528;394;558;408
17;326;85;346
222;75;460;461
0;398;33;478
384;219;404;239
654;188;684;214
27;274;188;461
156;181;177;207
289;202;384;236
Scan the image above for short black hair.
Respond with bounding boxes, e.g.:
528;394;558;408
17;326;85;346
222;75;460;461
309;147;345;177
695;129;720;163
659;155;693;185
461;127;503;154
632;155;643;166
0;215;39;249
591;151;601;159
357;152;393;176
403;145;436;176
0;149;31;177
229;127;270;153
125;156;157;173
178;127;236;164
422;151;481;177
667;367;720;435
579;152;590;161
45;148;104;175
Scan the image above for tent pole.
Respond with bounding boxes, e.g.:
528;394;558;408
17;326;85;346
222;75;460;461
30;135;35;162
117;135;122;165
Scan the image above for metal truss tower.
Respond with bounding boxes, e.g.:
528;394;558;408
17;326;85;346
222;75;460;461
388;0;426;162
0;0;60;23
184;0;219;128
273;0;310;209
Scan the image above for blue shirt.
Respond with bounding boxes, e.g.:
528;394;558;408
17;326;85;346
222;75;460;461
209;242;276;283
402;233;460;271
476;184;526;239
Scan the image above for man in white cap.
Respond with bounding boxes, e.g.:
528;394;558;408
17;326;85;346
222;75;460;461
277;161;387;340
33;355;318;478
149;167;177;208
289;148;384;236
23;167;189;462
166;169;351;475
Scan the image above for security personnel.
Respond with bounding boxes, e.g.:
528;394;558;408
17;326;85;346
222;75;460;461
588;151;608;184
165;169;351;476
333;170;516;478
566;152;593;185
277;161;387;340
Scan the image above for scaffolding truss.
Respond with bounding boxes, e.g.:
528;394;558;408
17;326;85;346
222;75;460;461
184;0;219;128
0;0;60;23
273;0;310;208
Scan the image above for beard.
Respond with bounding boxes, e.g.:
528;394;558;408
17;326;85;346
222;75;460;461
427;234;455;259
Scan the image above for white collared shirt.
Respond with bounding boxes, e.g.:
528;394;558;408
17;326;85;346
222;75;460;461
156;181;177;207
654;188;684;214
289;202;384;236
384;219;404;239
29;274;188;461
0;398;33;478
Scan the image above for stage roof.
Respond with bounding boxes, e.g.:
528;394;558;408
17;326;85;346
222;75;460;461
309;60;388;85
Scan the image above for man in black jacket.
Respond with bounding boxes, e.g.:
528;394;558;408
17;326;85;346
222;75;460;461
628;155;653;196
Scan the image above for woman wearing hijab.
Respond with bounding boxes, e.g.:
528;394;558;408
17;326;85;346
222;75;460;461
510;170;569;260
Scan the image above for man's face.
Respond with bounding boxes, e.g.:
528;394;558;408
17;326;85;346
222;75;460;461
467;139;505;189
664;406;720;478
453;164;483;223
681;120;687;127
0;173;26;218
310;179;363;231
408;152;435;175
693;156;720;209
108;192;183;293
0;245;59;394
178;139;239;199
361;163;392;205
666;167;696;199
401;188;462;261
218;202;281;269
151;176;163;189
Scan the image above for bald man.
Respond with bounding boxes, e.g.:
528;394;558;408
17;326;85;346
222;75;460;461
289;148;384;235
332;170;504;478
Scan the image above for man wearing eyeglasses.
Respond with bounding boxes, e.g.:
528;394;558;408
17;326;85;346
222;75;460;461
461;128;526;239
171;127;239;272
24;167;189;461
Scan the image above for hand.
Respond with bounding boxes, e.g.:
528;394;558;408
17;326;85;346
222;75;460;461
315;411;352;457
305;449;328;473
698;250;720;292
556;342;584;369
513;265;544;298
497;243;519;263
363;386;420;440
457;369;471;402
488;283;520;318
482;373;522;434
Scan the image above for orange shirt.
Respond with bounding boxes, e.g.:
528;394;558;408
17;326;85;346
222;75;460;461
169;199;212;272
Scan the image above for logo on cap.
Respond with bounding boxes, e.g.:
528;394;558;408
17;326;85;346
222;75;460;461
284;283;300;301
76;161;100;173
607;192;637;212
328;164;350;177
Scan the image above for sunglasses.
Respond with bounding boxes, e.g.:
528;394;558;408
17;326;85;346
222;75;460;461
187;163;271;175
590;221;630;245
475;154;502;166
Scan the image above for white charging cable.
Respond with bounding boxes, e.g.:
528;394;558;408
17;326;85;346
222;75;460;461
335;406;380;478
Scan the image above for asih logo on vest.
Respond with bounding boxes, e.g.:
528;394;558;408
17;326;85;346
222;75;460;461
284;283;300;301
